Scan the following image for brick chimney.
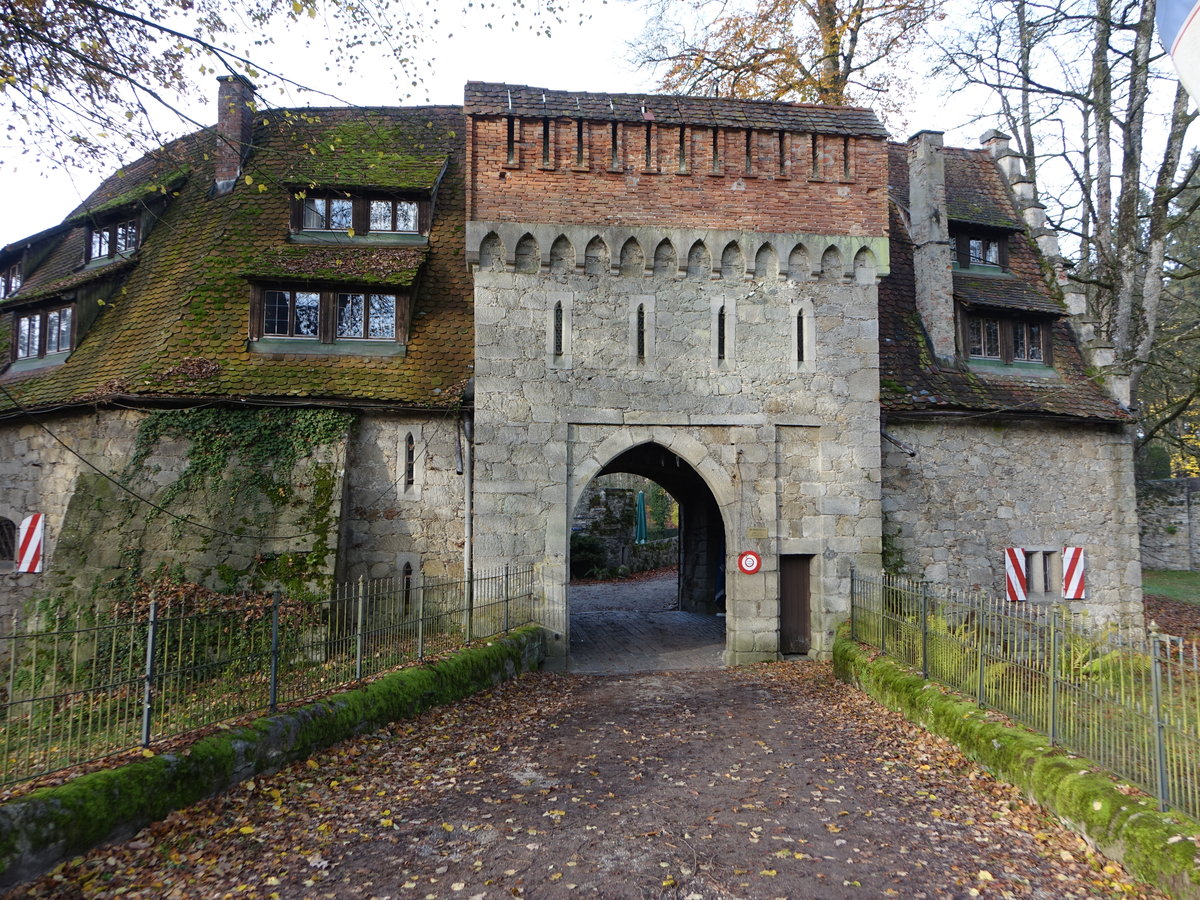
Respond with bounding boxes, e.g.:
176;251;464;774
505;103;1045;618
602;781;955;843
907;131;956;363
213;75;255;197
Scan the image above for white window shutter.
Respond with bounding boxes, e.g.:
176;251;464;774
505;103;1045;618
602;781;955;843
1063;547;1086;600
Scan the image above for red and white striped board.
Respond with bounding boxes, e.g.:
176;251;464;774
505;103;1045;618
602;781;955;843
1005;547;1027;602
1063;546;1086;600
17;513;44;574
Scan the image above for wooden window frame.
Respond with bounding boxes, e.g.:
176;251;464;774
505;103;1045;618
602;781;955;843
13;304;75;361
1;262;22;299
953;230;1009;271
291;193;428;236
251;285;410;344
86;217;139;263
960;309;1053;366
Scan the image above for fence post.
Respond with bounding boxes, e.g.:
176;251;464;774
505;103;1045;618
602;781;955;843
849;567;856;640
417;579;425;660
355;575;366;681
466;569;475;642
141;600;158;747
1149;624;1170;812
920;581;930;680
504;564;511;634
975;599;987;708
269;591;281;713
7;611;17;707
1048;607;1059;746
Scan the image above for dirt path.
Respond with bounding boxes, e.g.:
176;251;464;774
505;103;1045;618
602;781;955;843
11;664;1165;900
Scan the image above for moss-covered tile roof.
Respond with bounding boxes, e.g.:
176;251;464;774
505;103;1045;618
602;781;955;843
0;106;471;414
881;142;1127;423
944;147;1025;229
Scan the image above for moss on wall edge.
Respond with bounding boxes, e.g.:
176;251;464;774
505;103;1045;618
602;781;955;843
832;624;1200;899
0;626;547;890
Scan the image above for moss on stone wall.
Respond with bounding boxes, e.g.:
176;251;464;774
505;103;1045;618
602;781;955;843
0;626;546;890
833;626;1200;899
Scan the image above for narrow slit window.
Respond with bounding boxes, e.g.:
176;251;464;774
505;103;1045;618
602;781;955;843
610;122;619;169
575;119;585;166
778;131;786;175
405;433;416;486
712;127;720;173
678;126;687;172
0;518;14;568
717;305;726;361
506;116;516;165
810;134;820;177
744;130;753;173
542;117;551;167
842;136;851;179
402;561;413;614
797;311;805;362
644;122;653;168
553;301;564;356
636;304;646;361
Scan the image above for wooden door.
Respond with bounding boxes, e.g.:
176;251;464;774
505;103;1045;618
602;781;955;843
779;554;811;655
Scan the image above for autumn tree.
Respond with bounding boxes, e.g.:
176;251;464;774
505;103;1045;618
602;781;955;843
0;0;563;171
937;0;1196;451
631;0;943;105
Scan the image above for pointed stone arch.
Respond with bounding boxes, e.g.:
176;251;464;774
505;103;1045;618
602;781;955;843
549;235;575;275
720;241;745;280
853;246;878;284
619;237;645;276
584;236;610;275
819;245;844;281
478;231;504;272
652;239;677;276
686;240;712;278
754;242;779;280
514;233;540;274
787;243;810;280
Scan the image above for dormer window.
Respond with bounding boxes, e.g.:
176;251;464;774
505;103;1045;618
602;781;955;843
87;218;139;262
253;285;407;346
953;230;1008;272
965;313;1050;366
14;305;74;360
1;262;20;299
293;194;425;236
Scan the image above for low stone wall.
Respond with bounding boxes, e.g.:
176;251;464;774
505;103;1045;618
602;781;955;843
1138;478;1200;571
632;537;678;572
0;627;546;890
834;627;1200;899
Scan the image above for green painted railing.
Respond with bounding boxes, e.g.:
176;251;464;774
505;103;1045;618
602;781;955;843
850;570;1200;821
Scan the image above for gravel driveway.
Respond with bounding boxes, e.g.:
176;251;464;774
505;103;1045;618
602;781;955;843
11;663;1165;900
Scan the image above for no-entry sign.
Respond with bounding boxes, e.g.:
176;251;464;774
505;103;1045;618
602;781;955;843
737;551;761;575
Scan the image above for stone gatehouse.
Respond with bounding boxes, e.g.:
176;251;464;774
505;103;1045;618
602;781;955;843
0;79;1142;665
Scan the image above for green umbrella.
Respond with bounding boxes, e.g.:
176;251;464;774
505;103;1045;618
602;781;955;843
635;490;647;544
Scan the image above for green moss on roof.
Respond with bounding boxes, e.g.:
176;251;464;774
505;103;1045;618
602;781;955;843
0;106;471;414
245;246;427;286
68;169;190;223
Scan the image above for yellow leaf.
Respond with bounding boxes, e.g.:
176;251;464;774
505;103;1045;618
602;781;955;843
141;749;155;758
760;869;777;876
347;227;356;238
306;759;319;769
380;818;393;827
258;184;267;193
442;823;454;832
239;826;255;835
550;873;563;881
265;877;281;886
244;174;254;185
662;877;676;887
977;870;994;881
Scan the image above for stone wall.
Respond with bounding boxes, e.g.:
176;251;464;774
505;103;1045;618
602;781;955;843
339;412;467;583
0;408;466;625
466;116;889;236
470;227;885;663
881;418;1142;616
1137;477;1200;571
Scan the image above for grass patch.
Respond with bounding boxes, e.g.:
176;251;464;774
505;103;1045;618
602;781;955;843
1144;570;1200;606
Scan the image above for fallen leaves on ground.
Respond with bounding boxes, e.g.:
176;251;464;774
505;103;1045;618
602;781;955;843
7;663;1172;900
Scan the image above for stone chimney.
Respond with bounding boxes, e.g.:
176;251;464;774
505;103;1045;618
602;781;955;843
907;131;956;363
213;75;255;197
980;129;1064;263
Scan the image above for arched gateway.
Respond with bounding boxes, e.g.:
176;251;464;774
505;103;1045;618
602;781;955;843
464;86;889;667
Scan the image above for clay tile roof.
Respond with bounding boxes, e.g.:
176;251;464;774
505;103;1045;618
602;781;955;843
464;82;888;137
953;271;1065;316
881;142;1128;423
0;105;472;415
944;147;1024;229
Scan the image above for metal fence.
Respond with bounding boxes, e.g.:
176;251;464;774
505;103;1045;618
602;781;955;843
0;564;537;786
850;570;1200;821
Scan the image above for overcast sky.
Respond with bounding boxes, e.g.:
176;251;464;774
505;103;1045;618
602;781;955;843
0;7;985;248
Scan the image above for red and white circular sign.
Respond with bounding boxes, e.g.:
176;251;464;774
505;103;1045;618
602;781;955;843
737;551;761;575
